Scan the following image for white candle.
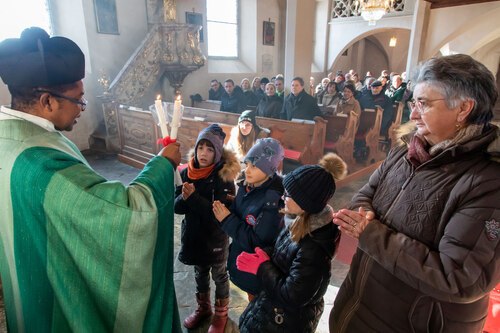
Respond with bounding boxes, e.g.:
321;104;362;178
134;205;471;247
170;95;183;139
155;95;169;137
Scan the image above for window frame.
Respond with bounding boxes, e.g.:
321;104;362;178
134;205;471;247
206;0;239;60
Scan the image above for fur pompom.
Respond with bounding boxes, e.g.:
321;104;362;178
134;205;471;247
319;153;347;180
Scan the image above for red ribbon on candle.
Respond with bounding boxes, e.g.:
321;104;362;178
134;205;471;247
157;136;177;147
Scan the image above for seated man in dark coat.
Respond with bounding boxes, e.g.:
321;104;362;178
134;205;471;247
208;79;225;101
220;79;245;114
280;77;322;121
358;80;394;137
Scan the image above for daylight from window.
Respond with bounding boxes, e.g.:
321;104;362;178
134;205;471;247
206;0;238;57
0;0;51;41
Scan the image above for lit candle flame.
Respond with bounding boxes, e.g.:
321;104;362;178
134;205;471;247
156;95;161;100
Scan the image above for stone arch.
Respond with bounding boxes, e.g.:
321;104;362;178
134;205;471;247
330;27;411;77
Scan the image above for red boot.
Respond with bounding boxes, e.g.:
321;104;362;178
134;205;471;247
183;292;213;329
208;297;229;333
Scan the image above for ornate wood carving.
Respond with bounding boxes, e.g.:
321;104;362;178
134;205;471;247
109;23;205;105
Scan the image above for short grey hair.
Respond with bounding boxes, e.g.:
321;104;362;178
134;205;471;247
412;54;497;124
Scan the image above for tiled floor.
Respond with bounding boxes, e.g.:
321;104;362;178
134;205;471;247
0;152;369;333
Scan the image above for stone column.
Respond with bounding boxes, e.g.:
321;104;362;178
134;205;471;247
283;0;316;84
406;0;431;75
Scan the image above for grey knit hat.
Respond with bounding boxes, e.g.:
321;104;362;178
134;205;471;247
244;138;284;176
283;153;347;214
195;124;226;165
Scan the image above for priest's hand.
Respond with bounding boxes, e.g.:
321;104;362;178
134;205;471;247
159;142;181;168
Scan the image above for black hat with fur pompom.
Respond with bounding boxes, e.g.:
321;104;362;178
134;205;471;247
283;153;347;214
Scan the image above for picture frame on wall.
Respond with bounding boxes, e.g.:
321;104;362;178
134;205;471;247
94;0;119;34
263;21;275;46
186;12;204;42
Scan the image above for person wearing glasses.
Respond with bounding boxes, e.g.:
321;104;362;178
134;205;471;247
329;54;500;332
208;79;225;101
0;27;182;332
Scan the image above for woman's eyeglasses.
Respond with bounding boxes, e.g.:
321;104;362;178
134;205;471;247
407;98;445;114
36;89;87;111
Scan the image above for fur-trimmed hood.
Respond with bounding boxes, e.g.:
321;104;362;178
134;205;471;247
187;146;241;182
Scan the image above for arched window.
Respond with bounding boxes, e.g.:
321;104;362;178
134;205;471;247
206;0;238;58
0;0;51;41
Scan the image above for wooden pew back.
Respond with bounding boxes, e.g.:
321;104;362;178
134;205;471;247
388;102;404;150
193;100;221;110
116;103;327;167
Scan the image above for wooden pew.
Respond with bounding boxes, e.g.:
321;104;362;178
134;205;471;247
116;103;327;167
193;100;221;110
355;107;386;164
176;105;327;165
387;102;404;150
258;117;327;165
323;112;359;168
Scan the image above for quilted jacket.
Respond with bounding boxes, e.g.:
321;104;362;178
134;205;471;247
240;207;340;333
330;125;500;332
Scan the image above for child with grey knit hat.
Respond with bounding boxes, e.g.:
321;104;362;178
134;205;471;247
213;137;285;302
235;153;347;333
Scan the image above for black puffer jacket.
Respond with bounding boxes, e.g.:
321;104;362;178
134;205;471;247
330;125;500;333
174;148;240;266
240;206;340;333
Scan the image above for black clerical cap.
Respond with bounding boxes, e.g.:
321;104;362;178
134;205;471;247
0;27;85;88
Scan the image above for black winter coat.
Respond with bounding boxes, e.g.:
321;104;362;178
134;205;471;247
174;151;239;266
358;91;394;136
220;175;284;295
209;85;225;101
239;207;340;333
280;90;322;121
256;94;283;119
220;89;246;114
242;90;259;108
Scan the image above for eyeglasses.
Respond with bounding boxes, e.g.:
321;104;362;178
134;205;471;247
36;90;87;111
407;98;446;114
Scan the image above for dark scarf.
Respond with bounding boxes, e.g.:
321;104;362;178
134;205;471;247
407;135;431;167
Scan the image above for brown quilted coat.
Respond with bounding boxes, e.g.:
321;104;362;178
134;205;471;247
330;125;500;333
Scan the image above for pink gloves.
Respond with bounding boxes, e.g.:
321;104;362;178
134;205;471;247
236;247;270;275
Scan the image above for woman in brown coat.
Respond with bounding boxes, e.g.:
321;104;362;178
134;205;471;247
330;54;500;333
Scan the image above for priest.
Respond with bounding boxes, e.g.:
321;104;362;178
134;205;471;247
0;27;182;332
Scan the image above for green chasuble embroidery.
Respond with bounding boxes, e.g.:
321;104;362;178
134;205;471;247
0;119;181;332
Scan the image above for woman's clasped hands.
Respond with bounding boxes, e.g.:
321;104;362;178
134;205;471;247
333;207;375;239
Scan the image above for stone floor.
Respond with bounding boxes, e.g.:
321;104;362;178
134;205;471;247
0;152;368;333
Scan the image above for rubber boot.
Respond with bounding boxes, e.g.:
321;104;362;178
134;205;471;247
208;297;229;333
183;292;213;329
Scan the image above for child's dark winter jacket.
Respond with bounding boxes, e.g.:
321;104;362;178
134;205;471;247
220;175;284;295
239;206;340;333
174;148;240;266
